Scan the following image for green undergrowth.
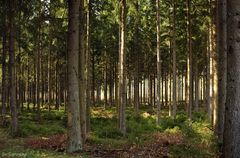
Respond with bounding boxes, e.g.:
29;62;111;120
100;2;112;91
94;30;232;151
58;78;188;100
0;106;217;157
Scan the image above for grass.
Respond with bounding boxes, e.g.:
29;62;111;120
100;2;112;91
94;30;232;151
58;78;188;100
0;105;218;157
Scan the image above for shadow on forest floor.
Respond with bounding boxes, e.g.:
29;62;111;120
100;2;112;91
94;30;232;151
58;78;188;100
0;106;219;158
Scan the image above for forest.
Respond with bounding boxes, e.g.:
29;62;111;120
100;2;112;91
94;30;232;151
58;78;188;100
0;0;238;157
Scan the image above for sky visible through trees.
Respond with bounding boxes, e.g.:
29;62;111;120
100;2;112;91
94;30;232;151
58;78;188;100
0;0;238;157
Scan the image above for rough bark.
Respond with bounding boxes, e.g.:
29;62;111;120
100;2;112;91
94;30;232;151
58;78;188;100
79;0;87;143
67;0;82;153
223;0;240;157
9;0;18;137
216;0;227;142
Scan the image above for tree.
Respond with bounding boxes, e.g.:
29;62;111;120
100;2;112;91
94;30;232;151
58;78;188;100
86;0;92;134
186;0;193;119
79;0;87;143
2;0;7;119
156;0;161;124
9;0;18;137
216;0;226;142
118;0;127;135
67;0;82;153
172;0;177;119
134;0;140;115
223;0;240;157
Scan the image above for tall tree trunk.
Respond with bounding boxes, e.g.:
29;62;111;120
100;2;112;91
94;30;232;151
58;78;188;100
133;0;139;115
172;0;177;119
194;64;199;111
165;73;168;108
2;0;7;118
187;0;193;119
216;0;226;142
67;0;82;153
79;0;87;143
223;0;240;156
206;28;211;120
156;0;161;124
37;23;41;121
9;0;18;137
86;0;92;133
92;54;95;105
48;51;51;111
118;0;127;135
104;58;108;108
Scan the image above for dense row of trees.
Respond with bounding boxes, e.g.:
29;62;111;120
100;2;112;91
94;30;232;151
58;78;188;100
0;0;239;157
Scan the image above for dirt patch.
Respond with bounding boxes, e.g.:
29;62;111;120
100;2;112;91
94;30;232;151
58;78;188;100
25;134;67;151
25;132;184;158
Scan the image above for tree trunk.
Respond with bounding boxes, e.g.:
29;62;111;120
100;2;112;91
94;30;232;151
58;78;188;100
118;0;127;135
67;0;82;153
187;0;193;119
215;0;227;142
194;64;199;111
2;0;7;118
37;23;41;121
133;7;140;113
9;0;18;137
206;28;211;120
172;0;177;119
156;0;161;124
104;59;108;108
79;0;87;143
165;73;168;108
223;0;240;156
86;0;92;133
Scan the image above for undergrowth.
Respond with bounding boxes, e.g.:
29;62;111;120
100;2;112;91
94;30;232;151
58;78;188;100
0;106;217;157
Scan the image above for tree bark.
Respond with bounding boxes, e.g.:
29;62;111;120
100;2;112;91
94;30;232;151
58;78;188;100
2;0;7;118
86;0;92;133
118;0;127;135
172;0;177;119
215;0;227;142
9;0;18;137
156;0;161;123
187;0;193;119
67;0;82;153
223;0;240;156
79;0;87;143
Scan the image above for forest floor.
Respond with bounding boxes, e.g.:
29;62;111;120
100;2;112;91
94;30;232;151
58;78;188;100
0;104;219;158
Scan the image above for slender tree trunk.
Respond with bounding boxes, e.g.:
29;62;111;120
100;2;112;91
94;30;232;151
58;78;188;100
172;0;177;119
92;54;95;105
215;0;226;142
86;0;92;133
48;51;51;111
187;0;193;119
223;0;240;156
165;73;168;108
37;23;41;121
104;58;108;108
9;0;18;137
156;0;161;123
194;64;199;111
118;0;127;135
2;1;7;118
114;61;118;106
67;0;82;153
133;6;140;113
206;28;211;120
79;0;87;143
